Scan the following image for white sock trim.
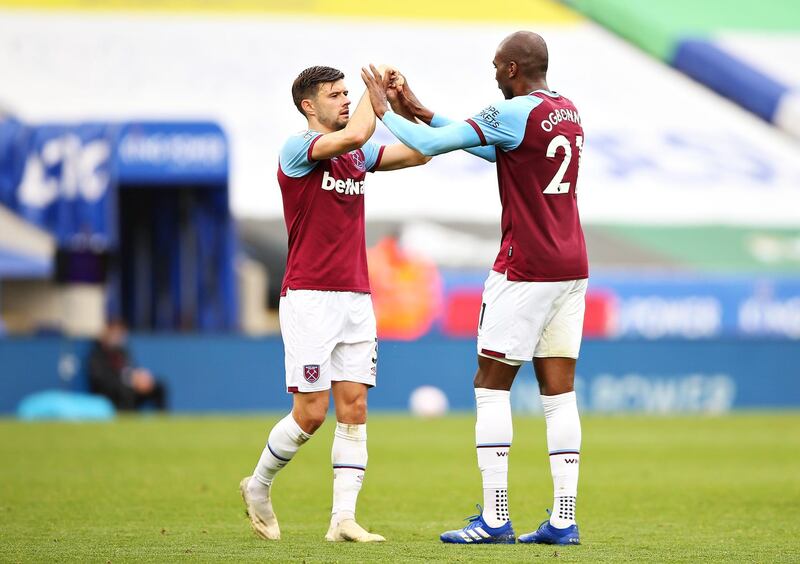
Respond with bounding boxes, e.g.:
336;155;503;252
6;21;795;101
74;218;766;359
287;413;313;443
475;387;511;403
253;413;313;486
334;422;367;441
541;390;576;412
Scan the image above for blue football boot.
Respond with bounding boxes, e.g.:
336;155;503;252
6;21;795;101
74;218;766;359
440;505;516;544
518;511;580;545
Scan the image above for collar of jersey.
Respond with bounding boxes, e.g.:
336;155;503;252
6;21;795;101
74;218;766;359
530;89;560;98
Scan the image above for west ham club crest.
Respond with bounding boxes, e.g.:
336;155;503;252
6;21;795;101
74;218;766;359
351;151;366;172
303;364;320;383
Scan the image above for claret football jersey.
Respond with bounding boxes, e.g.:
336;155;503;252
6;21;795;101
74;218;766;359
467;91;588;282
277;131;385;295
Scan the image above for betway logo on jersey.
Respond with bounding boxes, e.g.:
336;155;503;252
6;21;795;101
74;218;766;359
321;171;365;195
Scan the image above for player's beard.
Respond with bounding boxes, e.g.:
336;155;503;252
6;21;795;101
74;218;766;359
333;111;349;131
320;109;348;131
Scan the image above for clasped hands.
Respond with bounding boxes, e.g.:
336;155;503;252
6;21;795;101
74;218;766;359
361;64;411;120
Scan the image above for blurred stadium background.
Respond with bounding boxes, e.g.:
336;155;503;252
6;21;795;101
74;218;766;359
1;1;800;561
1;0;799;414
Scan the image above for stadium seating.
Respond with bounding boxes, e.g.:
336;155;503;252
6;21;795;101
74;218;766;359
566;0;800;138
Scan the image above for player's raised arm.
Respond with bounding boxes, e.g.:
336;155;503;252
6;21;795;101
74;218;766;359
387;72;497;163
362;65;502;160
346;66;431;172
309;87;377;161
373;144;431;171
306;65;403;161
405;78;498;162
363;65;482;156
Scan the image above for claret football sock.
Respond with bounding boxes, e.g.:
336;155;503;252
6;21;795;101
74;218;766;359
253;412;312;488
541;391;581;528
331;422;368;525
474;388;513;528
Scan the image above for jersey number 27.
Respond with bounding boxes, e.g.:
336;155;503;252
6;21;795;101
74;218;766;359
543;134;583;195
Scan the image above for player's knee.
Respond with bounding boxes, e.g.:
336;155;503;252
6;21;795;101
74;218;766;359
539;382;574;396
307;412;327;432
473;363;514;390
473;359;492;388
293;396;329;433
351;396;368;421
298;408;327;433
339;394;367;424
473;363;499;388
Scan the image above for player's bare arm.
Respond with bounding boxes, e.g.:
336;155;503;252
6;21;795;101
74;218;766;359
309;86;377;161
375;144;431;171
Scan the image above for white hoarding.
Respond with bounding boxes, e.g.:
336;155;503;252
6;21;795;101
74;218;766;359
1;12;799;224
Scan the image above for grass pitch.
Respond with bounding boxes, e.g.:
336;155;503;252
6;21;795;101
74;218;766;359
1;413;799;562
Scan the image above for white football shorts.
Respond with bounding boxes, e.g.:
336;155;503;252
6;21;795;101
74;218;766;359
477;270;587;364
280;289;378;393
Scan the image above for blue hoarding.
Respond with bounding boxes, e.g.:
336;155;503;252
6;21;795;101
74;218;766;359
0;123;115;246
115;121;227;185
1;336;798;415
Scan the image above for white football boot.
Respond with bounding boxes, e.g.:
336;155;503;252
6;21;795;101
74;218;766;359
239;476;280;540
325;518;386;542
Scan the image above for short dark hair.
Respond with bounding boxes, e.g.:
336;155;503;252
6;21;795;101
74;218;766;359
291;66;345;116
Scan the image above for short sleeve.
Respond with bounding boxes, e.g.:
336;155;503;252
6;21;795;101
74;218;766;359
279;131;322;178
361;140;385;173
465;97;542;152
